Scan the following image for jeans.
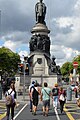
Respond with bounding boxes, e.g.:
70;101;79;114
53;96;58;108
30;99;33;110
6;103;15;120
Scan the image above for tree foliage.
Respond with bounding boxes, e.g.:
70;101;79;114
61;55;80;77
0;47;20;77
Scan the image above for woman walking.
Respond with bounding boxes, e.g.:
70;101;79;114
59;87;66;113
5;81;17;120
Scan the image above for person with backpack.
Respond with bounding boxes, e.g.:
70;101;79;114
5;81;16;120
40;82;52;117
29;81;35;112
31;82;41;115
52;83;59;109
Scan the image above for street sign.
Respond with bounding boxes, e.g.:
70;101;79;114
73;61;78;68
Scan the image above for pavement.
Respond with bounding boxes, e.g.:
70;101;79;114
0;90;80;120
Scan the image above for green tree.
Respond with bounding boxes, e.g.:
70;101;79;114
61;62;73;77
0;47;20;77
61;55;80;78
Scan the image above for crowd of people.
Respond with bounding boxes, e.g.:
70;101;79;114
29;81;67;116
3;80;80;119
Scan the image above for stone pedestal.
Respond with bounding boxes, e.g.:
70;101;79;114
30;74;62;88
29;52;50;75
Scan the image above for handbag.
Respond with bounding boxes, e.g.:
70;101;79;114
59;94;65;101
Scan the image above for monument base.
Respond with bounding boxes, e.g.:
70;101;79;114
29;52;50;75
30;74;62;88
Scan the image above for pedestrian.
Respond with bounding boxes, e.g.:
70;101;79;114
2;79;7;95
52;83;59;109
5;81;17;120
40;82;52;117
31;82;41;115
74;82;78;98
59;87;66;113
29;81;35;112
76;84;80;107
77;84;80;98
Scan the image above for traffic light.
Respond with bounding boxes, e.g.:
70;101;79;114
25;63;29;75
18;63;24;73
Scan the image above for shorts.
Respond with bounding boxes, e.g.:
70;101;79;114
43;99;50;108
33;98;38;106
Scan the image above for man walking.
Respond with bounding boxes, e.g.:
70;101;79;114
40;82;52;116
29;81;35;112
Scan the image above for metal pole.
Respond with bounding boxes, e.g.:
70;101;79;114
73;68;76;85
0;10;1;36
23;61;26;101
41;74;43;86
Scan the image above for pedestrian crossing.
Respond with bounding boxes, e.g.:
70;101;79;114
0;102;80;120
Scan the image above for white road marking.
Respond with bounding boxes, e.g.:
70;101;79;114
54;108;60;120
13;103;28;120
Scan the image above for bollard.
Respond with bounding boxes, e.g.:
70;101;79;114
67;86;72;101
0;83;2;100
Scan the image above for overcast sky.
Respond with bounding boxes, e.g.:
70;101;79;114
0;0;80;66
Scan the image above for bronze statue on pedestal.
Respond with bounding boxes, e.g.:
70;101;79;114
35;0;46;24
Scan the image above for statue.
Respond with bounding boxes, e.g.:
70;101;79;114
50;56;57;73
29;36;37;51
35;0;46;24
56;66;61;75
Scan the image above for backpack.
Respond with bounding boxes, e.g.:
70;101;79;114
32;87;39;99
52;88;59;96
6;91;13;105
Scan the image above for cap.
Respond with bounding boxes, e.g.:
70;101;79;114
32;81;35;84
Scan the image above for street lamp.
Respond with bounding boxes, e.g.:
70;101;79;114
23;56;28;101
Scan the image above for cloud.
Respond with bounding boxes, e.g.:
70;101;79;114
74;0;80;16
50;45;79;66
18;50;28;62
3;40;17;52
1;31;30;43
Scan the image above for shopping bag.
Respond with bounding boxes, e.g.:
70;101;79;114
59;94;65;101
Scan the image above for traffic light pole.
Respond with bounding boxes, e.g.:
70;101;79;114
23;60;26;101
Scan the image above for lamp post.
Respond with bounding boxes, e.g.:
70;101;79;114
23;56;28;101
23;60;26;101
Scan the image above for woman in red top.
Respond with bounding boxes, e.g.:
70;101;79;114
59;87;66;113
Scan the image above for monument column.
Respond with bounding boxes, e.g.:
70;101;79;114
29;0;50;76
28;0;62;86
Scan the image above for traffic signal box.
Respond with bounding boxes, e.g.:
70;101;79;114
25;63;29;75
18;63;24;73
18;63;29;75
